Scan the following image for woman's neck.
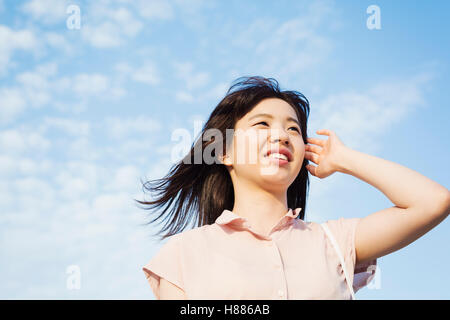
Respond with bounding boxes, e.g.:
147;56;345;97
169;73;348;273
231;180;289;236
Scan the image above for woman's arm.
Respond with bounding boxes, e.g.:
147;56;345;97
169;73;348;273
337;145;450;264
306;129;450;265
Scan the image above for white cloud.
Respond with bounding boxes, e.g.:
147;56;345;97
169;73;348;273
310;73;433;152
251;19;332;78
78;0;216;49
0;63;58;124
105;165;141;192
0;128;51;156
51;161;101;200
171;61;216;104
44;32;74;54
53;71;123;103
176;81;228;104
171;0;217;30
0;88;27;125
201;82;229;101
104;115;162;139
54;166;96;201
81;22;123;48
72;73;110;96
214;0;338;82
15;67;54;107
21;0;69;24
110;7;143;37
115;61;161;86
1;63;125;124
16;65;56;87
175;91;195;103
65;136;102;161
39;117;91;136
172;61;210;90
135;0;174;20
81;5;143;48
0;155;52;177
0;26;75;76
0;25;38;75
114;62;133;75
110;86;127;99
14;177;53;196
0;163;152;298
131;62;160;85
132;0;215;25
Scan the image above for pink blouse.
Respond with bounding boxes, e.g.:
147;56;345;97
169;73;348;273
142;208;377;299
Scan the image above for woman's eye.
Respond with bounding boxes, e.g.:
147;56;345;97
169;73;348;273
254;122;300;132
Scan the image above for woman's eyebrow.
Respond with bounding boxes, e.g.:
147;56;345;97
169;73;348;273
248;113;300;127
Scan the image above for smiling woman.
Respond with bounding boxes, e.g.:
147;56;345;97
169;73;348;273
135;76;449;300
136;76;311;239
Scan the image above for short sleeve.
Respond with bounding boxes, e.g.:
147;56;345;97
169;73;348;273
142;233;184;299
324;217;377;293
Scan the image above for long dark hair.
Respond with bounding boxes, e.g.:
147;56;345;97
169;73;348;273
135;76;311;241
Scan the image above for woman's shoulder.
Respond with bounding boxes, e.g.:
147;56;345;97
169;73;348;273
294;216;360;229
290;217;317;231
174;223;220;243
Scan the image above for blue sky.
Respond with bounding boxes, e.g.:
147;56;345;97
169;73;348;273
0;0;449;299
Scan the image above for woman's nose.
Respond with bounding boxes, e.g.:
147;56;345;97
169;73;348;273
269;128;290;144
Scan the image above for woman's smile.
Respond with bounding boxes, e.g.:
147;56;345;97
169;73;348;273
263;153;290;166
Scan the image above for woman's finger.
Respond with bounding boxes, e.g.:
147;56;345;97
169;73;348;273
316;129;332;136
306;164;316;176
305;144;322;154
306;137;325;147
305;151;319;164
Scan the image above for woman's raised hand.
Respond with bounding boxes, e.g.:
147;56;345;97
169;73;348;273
305;129;347;179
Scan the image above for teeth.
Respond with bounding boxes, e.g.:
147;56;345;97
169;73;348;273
267;153;288;161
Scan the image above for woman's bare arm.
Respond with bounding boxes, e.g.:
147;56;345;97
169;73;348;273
306;129;450;265
336;145;450;264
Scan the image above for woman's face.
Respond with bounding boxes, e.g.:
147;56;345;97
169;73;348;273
223;98;305;191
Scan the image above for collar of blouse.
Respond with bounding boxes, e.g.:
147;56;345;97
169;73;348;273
214;208;305;237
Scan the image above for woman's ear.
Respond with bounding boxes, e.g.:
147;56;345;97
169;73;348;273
220;154;233;166
219;141;234;166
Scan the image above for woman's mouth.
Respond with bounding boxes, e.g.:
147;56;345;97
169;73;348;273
263;153;290;166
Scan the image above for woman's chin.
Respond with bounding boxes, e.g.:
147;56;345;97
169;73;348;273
258;163;291;176
258;167;292;184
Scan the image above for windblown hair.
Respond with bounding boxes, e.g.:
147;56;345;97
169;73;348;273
135;76;311;241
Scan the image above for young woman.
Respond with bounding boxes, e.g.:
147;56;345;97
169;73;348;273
138;76;449;300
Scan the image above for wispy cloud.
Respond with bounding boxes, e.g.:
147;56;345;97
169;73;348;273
104;116;162;140
0;25;38;75
0;127;51;156
21;0;69;24
81;4;143;48
1;0;448;300
0;87;27;125
134;0;175;20
173;61;210;90
220;0;339;81
115;61;161;86
310;72;433;152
